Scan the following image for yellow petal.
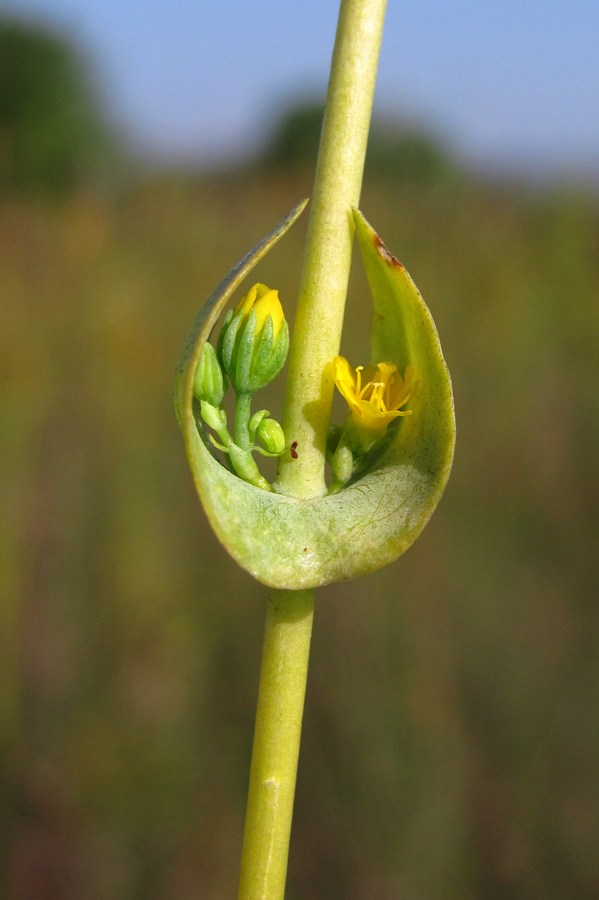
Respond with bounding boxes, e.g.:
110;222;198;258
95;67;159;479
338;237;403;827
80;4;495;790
332;356;358;406
333;355;413;443
254;288;284;337
236;283;284;337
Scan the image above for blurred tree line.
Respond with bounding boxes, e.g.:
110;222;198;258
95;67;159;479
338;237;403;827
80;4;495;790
260;99;460;187
0;16;113;196
0;15;460;198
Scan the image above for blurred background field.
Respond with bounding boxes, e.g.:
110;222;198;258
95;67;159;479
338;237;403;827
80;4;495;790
2;8;599;900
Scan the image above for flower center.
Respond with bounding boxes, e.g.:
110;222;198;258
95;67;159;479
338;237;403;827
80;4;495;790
355;366;396;412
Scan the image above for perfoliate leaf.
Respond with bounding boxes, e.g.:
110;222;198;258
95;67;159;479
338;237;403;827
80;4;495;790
175;204;454;590
353;207;455;509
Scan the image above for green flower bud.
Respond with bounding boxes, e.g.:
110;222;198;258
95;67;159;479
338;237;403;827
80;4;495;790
219;283;289;394
228;442;272;492
193;341;226;406
200;400;227;433
248;408;270;444
255;417;285;457
330;435;354;490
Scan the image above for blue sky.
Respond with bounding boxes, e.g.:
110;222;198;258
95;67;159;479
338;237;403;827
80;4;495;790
7;0;599;175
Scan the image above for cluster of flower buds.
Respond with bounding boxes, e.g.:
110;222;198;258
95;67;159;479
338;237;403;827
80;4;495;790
193;283;289;490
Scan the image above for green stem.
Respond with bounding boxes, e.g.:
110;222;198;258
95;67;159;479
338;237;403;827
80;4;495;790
276;0;388;500
235;393;253;450
239;2;386;897
238;591;315;900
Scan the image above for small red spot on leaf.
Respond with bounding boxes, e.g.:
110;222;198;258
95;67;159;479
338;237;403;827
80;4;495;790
290;441;299;460
374;233;404;268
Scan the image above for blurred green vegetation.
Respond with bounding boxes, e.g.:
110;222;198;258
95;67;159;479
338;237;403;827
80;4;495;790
1;23;599;895
0;17;114;196
2;164;598;899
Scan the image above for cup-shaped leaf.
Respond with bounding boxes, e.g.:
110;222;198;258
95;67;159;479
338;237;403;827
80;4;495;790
351;207;455;499
175;205;454;590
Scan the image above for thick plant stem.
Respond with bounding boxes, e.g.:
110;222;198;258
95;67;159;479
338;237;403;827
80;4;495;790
277;0;388;500
239;2;386;897
238;590;315;900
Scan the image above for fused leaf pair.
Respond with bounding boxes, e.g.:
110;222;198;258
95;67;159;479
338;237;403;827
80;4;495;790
174;201;455;590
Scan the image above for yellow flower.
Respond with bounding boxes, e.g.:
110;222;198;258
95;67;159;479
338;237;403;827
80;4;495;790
235;283;284;339
333;355;414;445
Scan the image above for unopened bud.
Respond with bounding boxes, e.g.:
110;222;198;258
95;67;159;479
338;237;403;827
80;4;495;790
194;341;226;406
219;283;289;394
200;400;227;433
256;417;286;456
